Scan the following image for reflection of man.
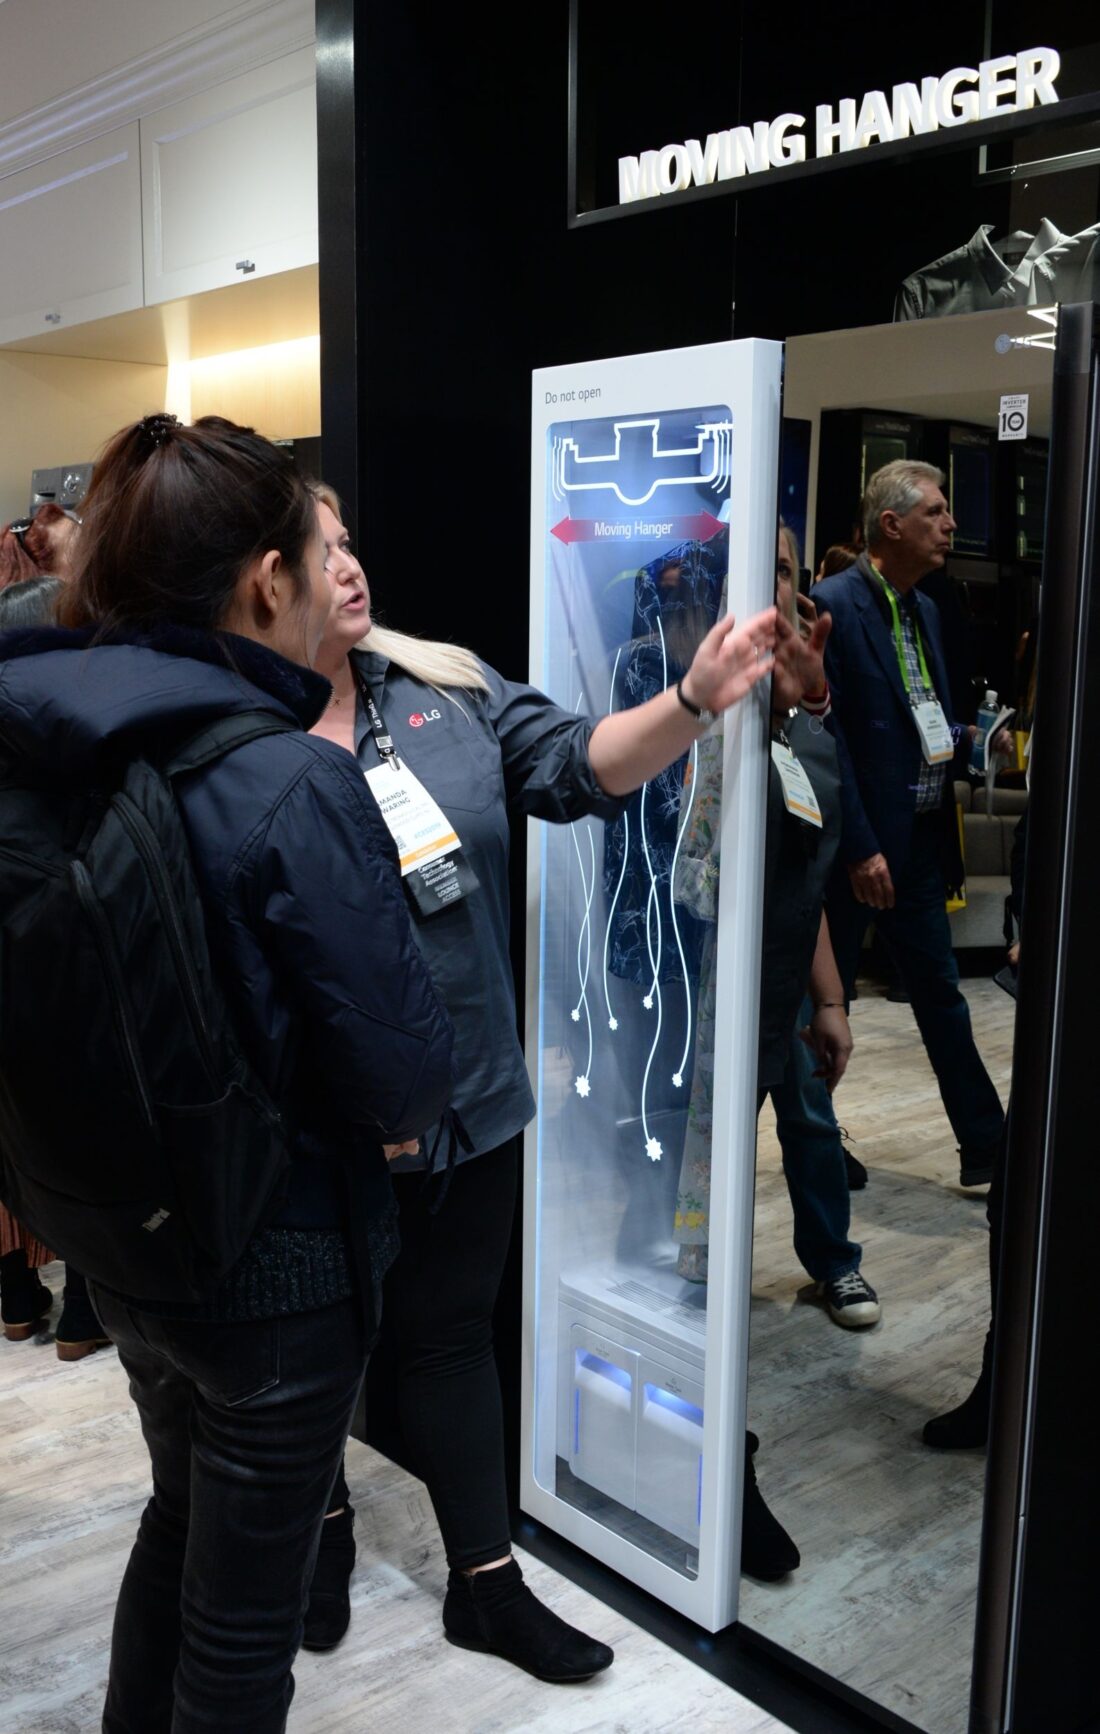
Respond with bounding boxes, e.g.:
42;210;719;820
813;461;1005;1188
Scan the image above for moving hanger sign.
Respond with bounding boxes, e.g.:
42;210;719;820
618;49;1061;205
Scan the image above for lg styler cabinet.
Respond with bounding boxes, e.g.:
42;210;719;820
521;339;782;1629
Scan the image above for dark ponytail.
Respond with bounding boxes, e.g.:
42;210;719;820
59;414;316;635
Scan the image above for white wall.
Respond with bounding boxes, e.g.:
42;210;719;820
0;351;167;523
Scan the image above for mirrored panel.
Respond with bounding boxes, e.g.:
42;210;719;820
741;303;1049;1732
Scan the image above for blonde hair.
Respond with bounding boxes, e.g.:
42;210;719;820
777;521;800;627
310;481;489;697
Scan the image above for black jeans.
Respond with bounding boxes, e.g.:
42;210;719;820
90;1288;370;1734
334;1139;519;1569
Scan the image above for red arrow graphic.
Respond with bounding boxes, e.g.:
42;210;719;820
551;511;725;545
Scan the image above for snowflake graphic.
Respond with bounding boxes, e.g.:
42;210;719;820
642;994;653;1010
646;1137;663;1162
575;1075;591;1098
570;1007;580;1023
608;1016;619;1031
672;1072;684;1088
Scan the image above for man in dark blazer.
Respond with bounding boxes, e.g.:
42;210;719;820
813;459;1005;1188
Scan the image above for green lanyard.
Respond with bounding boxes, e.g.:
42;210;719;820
873;569;934;698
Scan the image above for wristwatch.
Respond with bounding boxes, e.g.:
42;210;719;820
676;677;716;729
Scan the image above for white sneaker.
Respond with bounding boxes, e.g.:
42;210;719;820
819;1270;881;1329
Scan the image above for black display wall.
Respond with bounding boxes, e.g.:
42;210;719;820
327;0;1100;660
319;5;1099;1729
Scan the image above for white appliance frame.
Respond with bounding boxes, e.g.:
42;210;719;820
522;338;783;1630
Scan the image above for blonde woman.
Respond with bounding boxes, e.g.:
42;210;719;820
303;485;778;1678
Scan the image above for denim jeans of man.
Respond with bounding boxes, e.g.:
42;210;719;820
88;1288;370;1734
827;812;1005;1152
769;997;862;1283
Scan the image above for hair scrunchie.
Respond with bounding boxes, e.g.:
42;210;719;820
140;413;181;449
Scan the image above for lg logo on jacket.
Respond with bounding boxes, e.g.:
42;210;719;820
409;710;442;728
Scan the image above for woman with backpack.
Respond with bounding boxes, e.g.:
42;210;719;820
301;484;780;1681
0;414;455;1734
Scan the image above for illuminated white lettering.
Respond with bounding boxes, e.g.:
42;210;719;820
978;54;1018;117
891;76;940;138
1016;47;1061;109
730;121;771;177
616;49;1062;207
657;142;692;194
685;133;723;186
768;113;806;166
618;150;660;204
854;89;894;147
937;67;980;127
815;98;857;156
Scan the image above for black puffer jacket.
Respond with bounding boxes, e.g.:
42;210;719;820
0;621;455;1319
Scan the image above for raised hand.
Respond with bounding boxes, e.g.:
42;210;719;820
682;606;777;716
772;606;831;712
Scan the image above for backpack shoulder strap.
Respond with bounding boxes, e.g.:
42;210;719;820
164;712;298;780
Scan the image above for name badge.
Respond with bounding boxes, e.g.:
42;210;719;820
365;761;460;872
911;698;954;765
771;741;823;828
364;762;479;916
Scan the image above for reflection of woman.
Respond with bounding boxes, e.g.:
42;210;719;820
924;803;1025;1450
673;524;874;1580
306;485;777;1679
0;503;78;588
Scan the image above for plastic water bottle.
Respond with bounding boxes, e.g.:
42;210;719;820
970;688;998;774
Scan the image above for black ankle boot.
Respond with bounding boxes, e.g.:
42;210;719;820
55;1268;111;1362
443;1557;614;1682
1;1250;53;1342
302;1505;356;1652
741;1431;800;1580
923;1336;992;1449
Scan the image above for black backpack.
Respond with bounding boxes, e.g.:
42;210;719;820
0;712;296;1303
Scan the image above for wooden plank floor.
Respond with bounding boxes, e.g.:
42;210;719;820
0;979;1010;1734
0;1269;790;1734
738;976;1013;1734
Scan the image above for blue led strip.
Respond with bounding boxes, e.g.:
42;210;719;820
644;1382;704;1426
579;1351;632;1390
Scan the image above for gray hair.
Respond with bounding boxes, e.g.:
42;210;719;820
862;460;945;548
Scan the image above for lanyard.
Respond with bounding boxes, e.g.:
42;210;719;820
351;665;481;918
873;570;934;698
352;666;400;769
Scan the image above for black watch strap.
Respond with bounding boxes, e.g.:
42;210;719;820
675;677;702;719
